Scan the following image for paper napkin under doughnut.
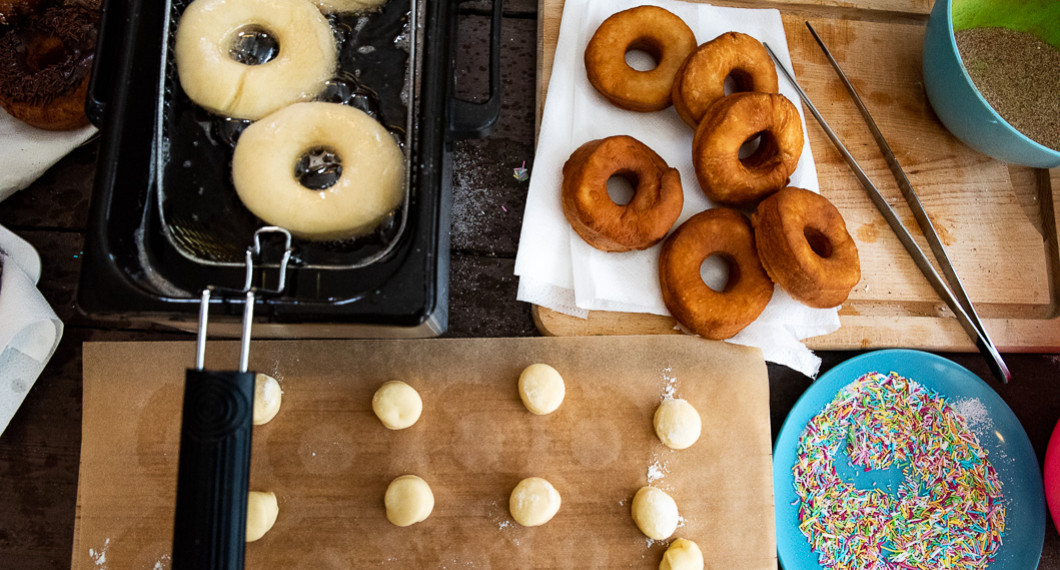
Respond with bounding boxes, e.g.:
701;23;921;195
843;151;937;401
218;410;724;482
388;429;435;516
0;225;64;436
513;0;839;377
0;108;97;202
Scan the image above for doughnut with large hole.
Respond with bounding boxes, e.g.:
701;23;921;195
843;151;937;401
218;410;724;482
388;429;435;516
752;186;860;308
231;102;404;240
691;92;803;208
174;0;337;119
658;207;774;340
561;135;683;252
584;5;696;112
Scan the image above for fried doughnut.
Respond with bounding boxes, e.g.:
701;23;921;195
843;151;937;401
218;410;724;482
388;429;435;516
752;186;860;308
561;135;684;252
231;102;405;240
692;92;803;208
174;0;337;120
672;32;779;128
584;6;696;112
0;3;98;130
659;208;774;340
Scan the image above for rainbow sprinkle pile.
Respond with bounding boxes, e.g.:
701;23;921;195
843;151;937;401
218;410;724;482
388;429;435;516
793;371;1006;569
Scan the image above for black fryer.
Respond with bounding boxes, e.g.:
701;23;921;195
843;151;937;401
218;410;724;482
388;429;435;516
77;0;502;337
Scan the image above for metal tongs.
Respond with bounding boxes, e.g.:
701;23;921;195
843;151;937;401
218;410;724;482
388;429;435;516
172;227;293;570
764;24;1011;384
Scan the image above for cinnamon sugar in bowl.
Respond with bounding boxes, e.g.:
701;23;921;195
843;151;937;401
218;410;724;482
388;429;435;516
922;0;1060;168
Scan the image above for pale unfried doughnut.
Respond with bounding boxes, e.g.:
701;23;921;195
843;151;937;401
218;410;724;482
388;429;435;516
245;491;279;542
384;475;434;527
371;380;422;430
253;373;282;425
509;477;562;527
518;363;565;415
660;538;704;570
232;102;405;240
653;398;701;450
174;0;336;119
631;486;679;540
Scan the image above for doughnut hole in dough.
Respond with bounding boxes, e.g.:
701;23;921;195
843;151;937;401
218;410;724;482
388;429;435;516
246;491;279;542
632;486;679;540
253;373;282;425
660;538;703;570
231;102;405;241
174;0;336;119
372;380;422;430
518;363;565;415
653;398;701;450
509;477;562;527
384;474;434;527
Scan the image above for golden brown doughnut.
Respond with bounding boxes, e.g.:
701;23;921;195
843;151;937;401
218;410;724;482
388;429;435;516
584;5;696;112
752;186;860;308
0;3;98;130
672;32;779;128
691;91;803;208
561;135;684;252
658;207;774;340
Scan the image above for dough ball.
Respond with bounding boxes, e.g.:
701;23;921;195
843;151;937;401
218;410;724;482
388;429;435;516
660;538;704;570
653;398;702;450
253;373;282;425
245;491;279;542
509;477;562;527
384;474;434;527
631;486;679;540
518;363;565;415
372;381;422;430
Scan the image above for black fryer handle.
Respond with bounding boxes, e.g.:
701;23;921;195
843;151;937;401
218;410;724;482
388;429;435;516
448;0;502;139
172;369;255;570
86;0;130;126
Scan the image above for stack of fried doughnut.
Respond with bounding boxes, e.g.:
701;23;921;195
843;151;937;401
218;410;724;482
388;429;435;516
567;5;859;340
0;1;100;130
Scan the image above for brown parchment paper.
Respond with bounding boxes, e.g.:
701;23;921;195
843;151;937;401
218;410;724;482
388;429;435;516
74;335;776;569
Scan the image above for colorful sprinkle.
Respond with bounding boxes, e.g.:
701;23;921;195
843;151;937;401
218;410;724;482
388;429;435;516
513;160;529;182
793;371;1005;569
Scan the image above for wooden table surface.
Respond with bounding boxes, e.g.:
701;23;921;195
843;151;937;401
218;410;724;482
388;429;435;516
0;1;1057;568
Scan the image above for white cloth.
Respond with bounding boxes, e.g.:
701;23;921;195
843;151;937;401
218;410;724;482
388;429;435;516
0;225;64;436
0;107;97;202
514;0;839;377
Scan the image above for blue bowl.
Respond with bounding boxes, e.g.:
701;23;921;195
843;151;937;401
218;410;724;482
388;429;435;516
923;0;1060;168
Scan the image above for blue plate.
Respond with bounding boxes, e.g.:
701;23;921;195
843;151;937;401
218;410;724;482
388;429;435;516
774;349;1046;569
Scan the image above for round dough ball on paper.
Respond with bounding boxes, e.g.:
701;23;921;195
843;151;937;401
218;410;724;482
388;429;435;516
518;363;566;415
631;486;679;540
653;398;701;450
246;491;279;542
660;538;703;570
385;474;434;527
509;477;562;527
372;380;422;430
253;373;283;425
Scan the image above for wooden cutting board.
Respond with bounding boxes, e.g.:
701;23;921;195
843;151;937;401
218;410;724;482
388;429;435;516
73;337;775;569
534;0;1060;351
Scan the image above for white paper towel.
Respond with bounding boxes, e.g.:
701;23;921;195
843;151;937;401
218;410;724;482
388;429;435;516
514;0;839;377
0;225;64;436
0;107;97;202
